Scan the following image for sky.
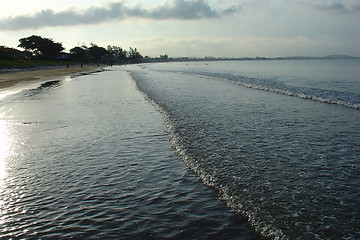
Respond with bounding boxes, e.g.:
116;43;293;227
0;0;359;58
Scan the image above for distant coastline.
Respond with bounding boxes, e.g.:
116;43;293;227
142;54;360;63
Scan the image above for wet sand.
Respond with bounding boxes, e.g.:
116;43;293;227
0;65;103;89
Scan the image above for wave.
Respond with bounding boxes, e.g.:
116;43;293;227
158;70;360;110
129;71;288;240
129;67;360;240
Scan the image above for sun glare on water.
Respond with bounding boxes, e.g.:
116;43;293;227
0;117;12;225
0;116;12;181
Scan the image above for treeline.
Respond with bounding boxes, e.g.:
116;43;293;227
69;44;142;64
0;35;143;66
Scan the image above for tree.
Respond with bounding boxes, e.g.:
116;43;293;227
69;46;87;61
160;54;169;60
18;35;64;59
87;43;107;62
127;47;143;63
107;45;127;62
0;46;13;60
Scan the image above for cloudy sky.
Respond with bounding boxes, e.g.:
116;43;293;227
0;0;359;57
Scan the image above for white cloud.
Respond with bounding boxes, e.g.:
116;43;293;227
1;0;359;57
0;0;241;31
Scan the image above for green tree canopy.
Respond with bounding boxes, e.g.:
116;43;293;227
0;46;12;60
127;47;143;63
160;54;169;60
107;45;127;61
18;35;64;59
69;46;87;61
88;44;107;62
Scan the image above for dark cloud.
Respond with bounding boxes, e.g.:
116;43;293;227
310;2;360;14
0;0;241;31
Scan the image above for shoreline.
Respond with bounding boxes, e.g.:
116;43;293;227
0;65;105;90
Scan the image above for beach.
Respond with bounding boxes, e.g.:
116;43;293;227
0;65;103;89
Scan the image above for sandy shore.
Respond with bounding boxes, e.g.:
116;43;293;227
0;65;104;89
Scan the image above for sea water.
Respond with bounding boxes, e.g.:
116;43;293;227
126;59;360;239
0;70;260;239
0;59;359;239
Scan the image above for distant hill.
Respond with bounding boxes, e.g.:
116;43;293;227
322;55;358;59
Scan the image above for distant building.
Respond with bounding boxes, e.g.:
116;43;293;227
56;52;70;60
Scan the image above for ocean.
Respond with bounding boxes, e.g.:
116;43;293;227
0;59;359;239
